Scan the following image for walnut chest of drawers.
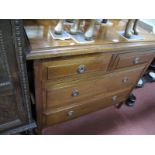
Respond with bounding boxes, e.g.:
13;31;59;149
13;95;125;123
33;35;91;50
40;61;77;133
24;19;155;133
29;44;155;133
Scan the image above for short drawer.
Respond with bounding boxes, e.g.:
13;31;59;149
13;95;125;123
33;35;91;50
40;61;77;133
42;65;145;111
43;88;130;126
42;54;112;80
114;52;153;69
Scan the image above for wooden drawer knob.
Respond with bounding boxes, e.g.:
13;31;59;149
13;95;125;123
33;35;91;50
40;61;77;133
112;95;117;102
122;77;129;83
77;64;86;73
67;110;74;117
133;57;140;64
72;89;79;97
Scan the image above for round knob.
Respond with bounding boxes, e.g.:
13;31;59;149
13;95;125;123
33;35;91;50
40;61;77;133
67;110;74;117
77;65;86;73
72;89;79;97
133;57;140;64
122;77;129;83
112;95;117;102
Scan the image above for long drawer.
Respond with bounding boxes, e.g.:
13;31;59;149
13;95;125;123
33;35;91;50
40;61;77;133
41;53;112;80
42;65;145;111
43;88;130;126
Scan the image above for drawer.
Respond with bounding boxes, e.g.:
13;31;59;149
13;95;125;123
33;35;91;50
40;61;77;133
42;54;112;80
42;65;145;111
115;52;153;69
43;88;130;126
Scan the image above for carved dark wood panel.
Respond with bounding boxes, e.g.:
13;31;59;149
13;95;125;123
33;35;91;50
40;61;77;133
0;95;17;123
0;20;36;134
0;23;13;93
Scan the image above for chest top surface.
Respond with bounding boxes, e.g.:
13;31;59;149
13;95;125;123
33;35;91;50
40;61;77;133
24;19;155;60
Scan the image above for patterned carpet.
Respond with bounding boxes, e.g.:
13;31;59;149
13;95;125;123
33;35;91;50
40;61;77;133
43;82;155;135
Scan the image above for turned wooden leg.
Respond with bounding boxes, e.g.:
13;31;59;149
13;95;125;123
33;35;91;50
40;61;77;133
70;19;79;35
133;19;139;35
112;95;124;109
113;102;124;109
84;19;96;41
54;19;64;35
124;19;133;38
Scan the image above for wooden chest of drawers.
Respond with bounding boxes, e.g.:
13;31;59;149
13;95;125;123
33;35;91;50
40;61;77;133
24;19;155;134
32;49;154;132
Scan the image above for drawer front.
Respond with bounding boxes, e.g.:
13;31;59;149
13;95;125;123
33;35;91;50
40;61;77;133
42;54;112;80
43;88;130;126
115;52;153;69
43;65;145;111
